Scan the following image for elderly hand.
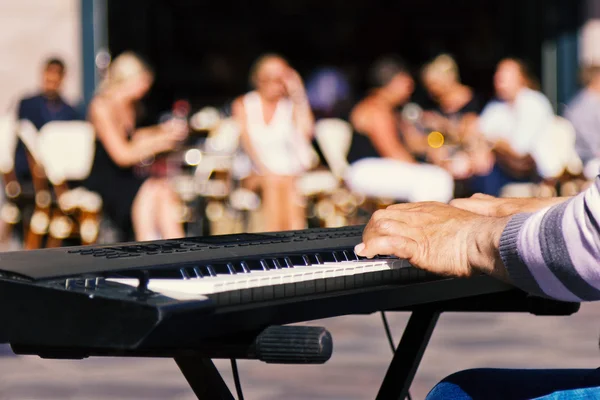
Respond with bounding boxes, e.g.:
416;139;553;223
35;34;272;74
355;202;510;280
450;193;569;217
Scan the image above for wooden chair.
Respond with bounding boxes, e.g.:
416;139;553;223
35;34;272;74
36;121;102;247
0;116;25;243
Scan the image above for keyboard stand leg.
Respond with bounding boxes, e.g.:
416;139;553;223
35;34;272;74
375;309;440;400
175;356;235;400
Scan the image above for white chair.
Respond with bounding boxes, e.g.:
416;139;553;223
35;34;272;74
37;121;102;246
314;118;353;180
305;119;362;226
38;121;96;185
500;117;581;199
532;117;582;179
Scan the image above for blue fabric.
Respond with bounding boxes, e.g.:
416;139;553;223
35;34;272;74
15;94;81;181
467;163;534;197
426;369;600;400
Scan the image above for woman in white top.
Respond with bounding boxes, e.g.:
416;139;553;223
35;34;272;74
232;54;315;231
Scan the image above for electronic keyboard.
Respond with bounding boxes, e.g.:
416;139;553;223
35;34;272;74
0;225;580;400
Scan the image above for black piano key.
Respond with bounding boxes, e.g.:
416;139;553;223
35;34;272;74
259;259;271;271
239;261;252;273
227;263;245;274
318;252;338;263
314;254;324;264
226;263;237;274
243;260;268;271
179;268;191;280
282;257;295;268
204;263;233;275
286;255;309;266
344;250;358;261
193;265;216;277
205;265;218;277
192;266;204;278
269;258;283;269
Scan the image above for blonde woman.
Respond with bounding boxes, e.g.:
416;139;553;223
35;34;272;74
81;52;187;241
232;54;315;232
420;54;490;181
421;54;483;149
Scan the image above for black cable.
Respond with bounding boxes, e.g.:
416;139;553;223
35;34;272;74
230;358;244;400
380;311;412;400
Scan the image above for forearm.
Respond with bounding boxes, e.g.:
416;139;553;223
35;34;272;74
132;125;162;141
117;133;171;167
292;95;315;139
496;180;600;301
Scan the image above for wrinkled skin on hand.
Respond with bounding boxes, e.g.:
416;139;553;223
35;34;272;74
355;202;510;280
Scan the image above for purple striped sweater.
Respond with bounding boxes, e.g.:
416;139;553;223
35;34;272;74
499;178;600;302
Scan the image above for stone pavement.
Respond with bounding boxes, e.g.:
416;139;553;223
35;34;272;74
0;302;597;400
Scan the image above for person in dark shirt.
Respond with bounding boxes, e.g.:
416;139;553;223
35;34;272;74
419;54;491;184
15;57;80;182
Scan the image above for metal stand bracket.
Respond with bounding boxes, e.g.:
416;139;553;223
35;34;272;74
376;309;440;400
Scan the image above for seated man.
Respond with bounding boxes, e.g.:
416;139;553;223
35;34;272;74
473;58;556;196
565;64;600;179
356;183;600;398
15;57;81;182
344;56;454;203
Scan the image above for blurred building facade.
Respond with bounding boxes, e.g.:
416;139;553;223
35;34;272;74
0;0;82;113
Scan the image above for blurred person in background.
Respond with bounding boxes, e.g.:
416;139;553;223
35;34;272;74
15;57;81;183
232;54;315;232
420;54;492;182
472;58;555;196
344;56;454;203
79;52;187;241
421;54;482;134
564;64;600;179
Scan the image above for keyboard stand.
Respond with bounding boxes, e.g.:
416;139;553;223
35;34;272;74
165;291;579;400
376;309;440;400
175;356;235;400
372;291;580;400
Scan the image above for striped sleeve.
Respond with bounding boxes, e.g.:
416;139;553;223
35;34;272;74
498;178;600;302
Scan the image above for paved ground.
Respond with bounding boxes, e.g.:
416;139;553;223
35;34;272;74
0;302;597;400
